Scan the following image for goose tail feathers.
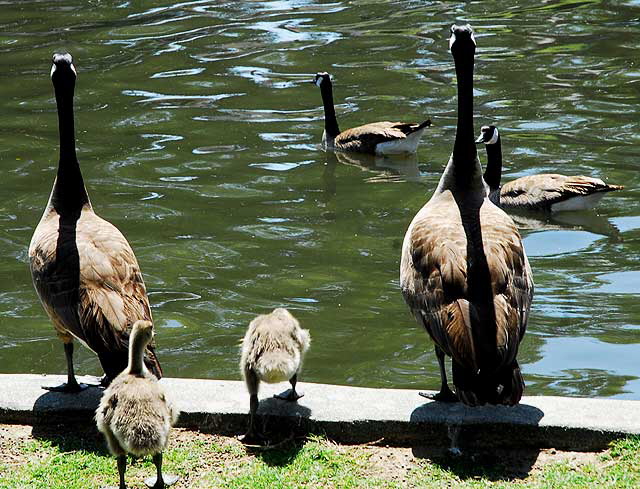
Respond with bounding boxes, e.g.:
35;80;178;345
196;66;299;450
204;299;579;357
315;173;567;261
452;360;524;407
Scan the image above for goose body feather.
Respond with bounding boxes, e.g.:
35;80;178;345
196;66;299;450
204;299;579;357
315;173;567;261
497;173;623;212
401;189;533;400
29;206;159;378
326;120;431;155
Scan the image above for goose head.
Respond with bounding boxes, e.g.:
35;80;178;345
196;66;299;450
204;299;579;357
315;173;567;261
51;52;76;85
314;72;331;88
449;24;476;54
475;125;499;145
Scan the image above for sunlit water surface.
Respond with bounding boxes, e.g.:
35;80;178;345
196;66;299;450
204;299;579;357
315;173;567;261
1;0;639;399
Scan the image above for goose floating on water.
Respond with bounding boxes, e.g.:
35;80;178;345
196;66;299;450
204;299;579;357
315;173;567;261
96;320;179;489
400;25;534;406
476;125;624;212
29;53;162;392
240;308;311;441
314;72;431;155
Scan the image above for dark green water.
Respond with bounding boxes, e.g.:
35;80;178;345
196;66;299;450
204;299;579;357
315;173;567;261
1;1;639;399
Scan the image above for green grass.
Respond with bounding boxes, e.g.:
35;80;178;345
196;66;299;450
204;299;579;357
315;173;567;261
207;435;386;488
1;430;639;488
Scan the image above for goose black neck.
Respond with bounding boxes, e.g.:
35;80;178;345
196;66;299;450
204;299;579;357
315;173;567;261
482;135;502;192
320;81;340;139
51;76;89;215
128;329;148;376
452;45;478;169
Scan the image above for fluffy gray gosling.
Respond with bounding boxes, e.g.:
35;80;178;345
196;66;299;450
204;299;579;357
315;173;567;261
96;320;178;489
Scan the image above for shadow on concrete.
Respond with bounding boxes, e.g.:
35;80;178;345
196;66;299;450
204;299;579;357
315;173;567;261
409;400;545;479
30;385;107;455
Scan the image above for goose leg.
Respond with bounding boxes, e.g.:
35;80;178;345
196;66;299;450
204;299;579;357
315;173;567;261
275;373;304;401
419;346;458;402
43;341;88;392
144;453;179;488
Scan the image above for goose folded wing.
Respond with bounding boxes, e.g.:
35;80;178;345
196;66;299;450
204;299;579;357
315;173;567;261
404;210;480;371
335;121;419;153
481;205;534;365
76;218;152;351
501;174;618;208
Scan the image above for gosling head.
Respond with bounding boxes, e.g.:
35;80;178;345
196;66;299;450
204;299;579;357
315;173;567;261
131;320;154;346
475;125;499;145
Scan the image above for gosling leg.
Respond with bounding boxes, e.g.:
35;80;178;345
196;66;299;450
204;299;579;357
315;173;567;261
240;368;262;443
144;453;179;488
275;373;304;401
419;345;458;402
117;454;127;489
43;342;88;393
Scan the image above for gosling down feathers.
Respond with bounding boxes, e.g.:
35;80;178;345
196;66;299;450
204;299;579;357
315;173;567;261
314;72;431;155
476;125;624;212
240;308;311;441
400;25;534;406
29;53;161;392
96;320;179;489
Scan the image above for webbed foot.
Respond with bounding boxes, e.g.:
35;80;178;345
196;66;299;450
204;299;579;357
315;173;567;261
42;382;89;393
144;474;179;488
239;430;264;445
274;389;303;402
419;388;458;403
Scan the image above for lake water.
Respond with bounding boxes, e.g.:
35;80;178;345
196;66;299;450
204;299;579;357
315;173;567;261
1;0;639;399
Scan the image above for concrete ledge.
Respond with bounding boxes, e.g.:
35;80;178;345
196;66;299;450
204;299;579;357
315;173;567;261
1;374;638;451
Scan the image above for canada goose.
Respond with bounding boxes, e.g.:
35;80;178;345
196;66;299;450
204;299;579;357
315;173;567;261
96;320;179;489
400;25;534;406
29;53;162;392
240;308;311;440
476;125;624;212
314;72;431;155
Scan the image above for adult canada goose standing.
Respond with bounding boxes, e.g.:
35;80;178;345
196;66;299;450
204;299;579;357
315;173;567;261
476;125;624;212
240;308;311;441
29;53;162;392
314;72;431;155
96;320;179;489
400;26;534;406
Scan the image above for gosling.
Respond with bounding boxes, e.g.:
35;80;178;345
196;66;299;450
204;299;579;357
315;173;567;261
240;308;311;441
96;320;179;489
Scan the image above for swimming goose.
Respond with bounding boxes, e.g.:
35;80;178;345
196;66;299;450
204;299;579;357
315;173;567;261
240;308;311;441
476;125;624;212
400;26;534;406
314;72;431;155
96;320;179;489
29;53;162;392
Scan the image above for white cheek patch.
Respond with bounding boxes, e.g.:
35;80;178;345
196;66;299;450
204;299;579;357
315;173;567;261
70;63;77;76
471;32;476;46
315;78;322;87
449;33;456;49
50;64;56;77
487;128;499;145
